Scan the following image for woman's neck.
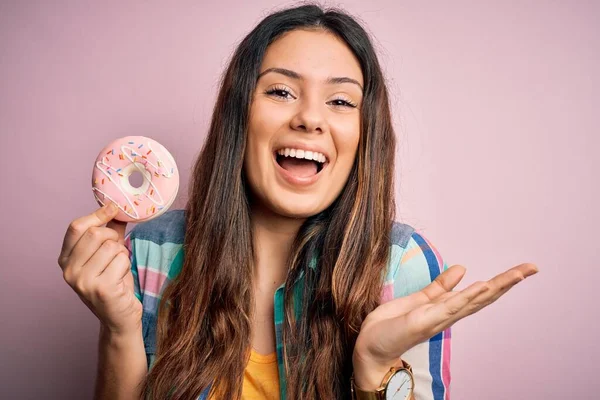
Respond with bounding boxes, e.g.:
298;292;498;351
250;202;305;289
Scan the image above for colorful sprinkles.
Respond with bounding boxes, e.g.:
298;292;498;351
94;138;177;220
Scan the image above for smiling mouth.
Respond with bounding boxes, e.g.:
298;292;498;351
274;152;327;178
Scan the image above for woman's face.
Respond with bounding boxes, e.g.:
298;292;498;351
244;29;363;219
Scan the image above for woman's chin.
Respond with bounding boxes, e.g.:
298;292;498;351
270;197;326;219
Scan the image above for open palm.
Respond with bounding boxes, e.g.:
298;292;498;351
354;263;539;369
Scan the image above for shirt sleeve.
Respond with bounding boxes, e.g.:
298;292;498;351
124;227;157;370
392;231;451;400
124;229;143;303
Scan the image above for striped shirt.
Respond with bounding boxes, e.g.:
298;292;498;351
125;210;451;399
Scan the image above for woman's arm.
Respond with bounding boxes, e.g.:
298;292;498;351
94;229;147;400
94;324;147;400
354;230;537;398
395;233;451;399
353;231;451;399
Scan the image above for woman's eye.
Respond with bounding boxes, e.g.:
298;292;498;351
328;98;357;108
265;88;294;100
265;88;357;109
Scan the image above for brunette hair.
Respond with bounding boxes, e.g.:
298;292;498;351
140;3;396;399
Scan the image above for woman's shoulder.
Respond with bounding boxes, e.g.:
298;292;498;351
127;209;186;245
384;221;447;301
384;222;452;398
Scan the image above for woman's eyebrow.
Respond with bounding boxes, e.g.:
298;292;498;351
257;67;363;91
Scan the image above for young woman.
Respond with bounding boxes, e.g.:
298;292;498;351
58;4;538;400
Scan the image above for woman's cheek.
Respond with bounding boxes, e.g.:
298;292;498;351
331;112;360;143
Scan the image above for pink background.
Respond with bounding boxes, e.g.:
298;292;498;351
1;1;597;398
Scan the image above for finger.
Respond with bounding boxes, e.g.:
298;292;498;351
428;267;524;307
420;265;466;301
423;281;491;325
455;263;539;315
489;263;539;284
97;251;131;286
387;281;489;341
492;263;539;281
428;289;463;305
374;265;466;319
427;264;539;334
106;219;128;245
457;263;537;309
80;240;128;278
66;227;120;273
59;202;119;262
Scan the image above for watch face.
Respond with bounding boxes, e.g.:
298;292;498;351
385;369;413;399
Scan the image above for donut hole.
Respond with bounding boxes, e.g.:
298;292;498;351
128;170;145;189
120;163;151;196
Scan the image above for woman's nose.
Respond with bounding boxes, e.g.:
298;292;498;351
289;97;329;134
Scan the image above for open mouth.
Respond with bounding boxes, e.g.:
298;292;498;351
274;149;328;178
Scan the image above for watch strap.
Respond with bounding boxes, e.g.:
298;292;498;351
351;360;413;400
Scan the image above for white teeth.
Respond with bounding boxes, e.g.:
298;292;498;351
276;147;327;163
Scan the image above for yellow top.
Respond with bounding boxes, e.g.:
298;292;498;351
241;349;280;399
208;348;280;399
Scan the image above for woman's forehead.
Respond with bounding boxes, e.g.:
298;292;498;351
260;29;363;87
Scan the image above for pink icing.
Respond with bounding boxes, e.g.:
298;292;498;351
91;136;180;222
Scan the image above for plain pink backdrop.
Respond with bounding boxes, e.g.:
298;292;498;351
1;1;597;398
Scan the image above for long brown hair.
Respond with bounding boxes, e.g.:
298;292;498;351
140;4;396;399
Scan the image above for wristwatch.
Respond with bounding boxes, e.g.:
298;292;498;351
351;360;414;400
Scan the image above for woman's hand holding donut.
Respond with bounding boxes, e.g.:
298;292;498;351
352;263;539;390
58;203;143;337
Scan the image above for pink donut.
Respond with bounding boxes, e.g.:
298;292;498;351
91;136;180;223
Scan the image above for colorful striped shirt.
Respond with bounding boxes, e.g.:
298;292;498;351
125;209;451;399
